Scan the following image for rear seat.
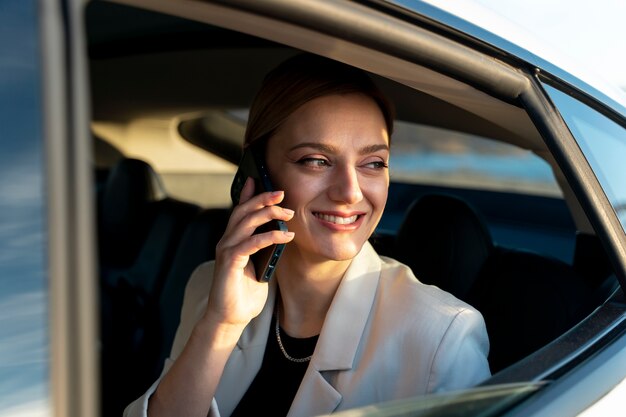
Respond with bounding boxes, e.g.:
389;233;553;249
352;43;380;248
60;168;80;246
136;206;231;386
393;193;613;373
97;157;201;417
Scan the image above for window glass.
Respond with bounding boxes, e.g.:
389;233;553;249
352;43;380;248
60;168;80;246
543;84;626;230
92;119;236;208
207;113;562;199
378;121;576;262
389;121;560;196
0;1;50;416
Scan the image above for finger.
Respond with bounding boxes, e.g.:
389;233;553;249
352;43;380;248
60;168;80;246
216;229;294;273
242;189;285;211
227;190;287;232
228;229;295;260
221;205;294;247
248;205;294;232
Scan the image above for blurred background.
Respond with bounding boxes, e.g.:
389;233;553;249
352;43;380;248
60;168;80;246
434;0;626;91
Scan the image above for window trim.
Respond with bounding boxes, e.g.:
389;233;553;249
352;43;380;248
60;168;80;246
42;0;100;416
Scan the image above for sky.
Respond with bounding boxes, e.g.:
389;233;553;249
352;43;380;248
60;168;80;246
475;0;626;89
423;0;626;93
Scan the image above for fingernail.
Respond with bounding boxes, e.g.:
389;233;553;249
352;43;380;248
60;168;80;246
271;191;283;197
282;208;294;216
283;231;295;238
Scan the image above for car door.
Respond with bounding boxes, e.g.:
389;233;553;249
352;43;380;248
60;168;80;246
0;1;99;416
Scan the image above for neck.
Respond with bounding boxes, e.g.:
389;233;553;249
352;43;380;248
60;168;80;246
274;252;352;338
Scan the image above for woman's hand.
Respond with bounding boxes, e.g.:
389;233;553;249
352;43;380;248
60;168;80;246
205;177;295;329
148;177;294;417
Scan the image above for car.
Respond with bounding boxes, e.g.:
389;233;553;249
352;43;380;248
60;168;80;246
2;0;626;416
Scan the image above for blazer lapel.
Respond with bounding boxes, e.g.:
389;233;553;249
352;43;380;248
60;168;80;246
288;242;382;417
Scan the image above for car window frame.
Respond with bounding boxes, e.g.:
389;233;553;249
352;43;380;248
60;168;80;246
72;1;626;416
42;0;100;416
521;75;626;291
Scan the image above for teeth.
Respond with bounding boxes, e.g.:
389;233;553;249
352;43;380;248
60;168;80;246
315;213;359;225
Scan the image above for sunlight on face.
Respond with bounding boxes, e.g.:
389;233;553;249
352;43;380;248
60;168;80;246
267;93;390;263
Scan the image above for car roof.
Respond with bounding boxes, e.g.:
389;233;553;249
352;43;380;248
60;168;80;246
392;0;626;112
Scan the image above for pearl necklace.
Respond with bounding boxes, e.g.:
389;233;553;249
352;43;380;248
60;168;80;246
275;305;313;363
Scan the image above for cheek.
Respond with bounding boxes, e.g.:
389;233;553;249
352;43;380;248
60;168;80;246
364;178;389;210
278;175;321;211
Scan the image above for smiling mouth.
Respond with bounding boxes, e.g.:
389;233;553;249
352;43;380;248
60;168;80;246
314;213;360;225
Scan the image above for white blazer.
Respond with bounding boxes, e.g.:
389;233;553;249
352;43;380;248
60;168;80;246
125;242;491;417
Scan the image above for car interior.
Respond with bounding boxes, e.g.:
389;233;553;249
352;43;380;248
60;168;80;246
85;1;621;416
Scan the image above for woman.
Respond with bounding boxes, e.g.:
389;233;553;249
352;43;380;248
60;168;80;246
125;53;491;417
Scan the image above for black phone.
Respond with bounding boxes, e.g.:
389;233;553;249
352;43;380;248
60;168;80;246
230;140;288;282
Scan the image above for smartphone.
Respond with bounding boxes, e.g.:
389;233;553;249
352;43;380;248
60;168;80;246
230;140;288;282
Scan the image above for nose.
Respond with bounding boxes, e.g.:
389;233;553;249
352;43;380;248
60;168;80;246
328;164;363;204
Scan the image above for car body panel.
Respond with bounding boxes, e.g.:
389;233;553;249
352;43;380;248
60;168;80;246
389;0;626;112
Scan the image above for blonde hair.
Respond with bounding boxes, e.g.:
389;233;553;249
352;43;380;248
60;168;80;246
244;53;394;149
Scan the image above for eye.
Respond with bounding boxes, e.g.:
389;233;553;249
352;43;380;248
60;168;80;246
366;161;389;169
297;157;331;168
362;159;389;170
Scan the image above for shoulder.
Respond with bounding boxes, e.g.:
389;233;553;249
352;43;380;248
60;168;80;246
185;260;215;298
374;255;488;351
180;260;215;322
374;256;491;389
169;260;215;359
377;255;478;316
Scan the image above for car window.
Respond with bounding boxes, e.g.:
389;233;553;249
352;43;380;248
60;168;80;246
389;121;560;196
543;84;626;231
379;121;574;261
0;1;50;415
93;122;236;209
83;3;623;416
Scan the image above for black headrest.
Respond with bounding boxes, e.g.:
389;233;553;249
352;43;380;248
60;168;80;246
98;158;165;265
394;193;493;299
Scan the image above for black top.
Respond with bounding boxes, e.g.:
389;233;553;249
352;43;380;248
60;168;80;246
230;315;318;417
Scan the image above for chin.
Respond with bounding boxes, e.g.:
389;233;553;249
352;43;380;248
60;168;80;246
322;241;364;261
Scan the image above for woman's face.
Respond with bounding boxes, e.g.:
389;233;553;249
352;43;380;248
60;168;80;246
266;93;390;262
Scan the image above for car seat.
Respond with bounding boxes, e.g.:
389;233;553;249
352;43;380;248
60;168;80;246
394;193;594;373
97;157;200;417
393;193;493;300
137;206;232;386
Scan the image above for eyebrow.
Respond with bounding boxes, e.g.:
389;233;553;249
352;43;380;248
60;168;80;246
289;142;389;154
